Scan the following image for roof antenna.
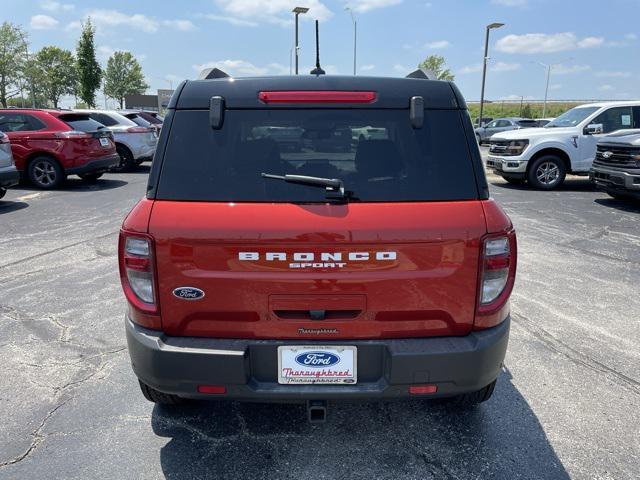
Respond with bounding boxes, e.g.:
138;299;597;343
310;20;325;75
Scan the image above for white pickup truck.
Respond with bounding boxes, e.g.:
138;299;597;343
486;101;640;189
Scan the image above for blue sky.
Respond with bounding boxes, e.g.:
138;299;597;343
3;0;639;107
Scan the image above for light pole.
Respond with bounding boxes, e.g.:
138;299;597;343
345;7;357;75
292;7;309;75
533;59;571;118
478;22;504;127
17;31;36;108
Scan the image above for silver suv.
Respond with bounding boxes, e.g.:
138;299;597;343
74;110;158;172
0;131;19;200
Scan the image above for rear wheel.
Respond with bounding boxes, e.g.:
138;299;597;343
0;187;6;200
111;145;135;173
28;156;65;189
527;155;566;190
446;379;496;407
78;172;103;183
139;380;184;405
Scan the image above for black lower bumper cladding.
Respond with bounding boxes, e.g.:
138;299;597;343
126;316;510;402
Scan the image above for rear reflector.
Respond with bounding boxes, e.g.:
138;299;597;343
126;126;151;133
258;90;376;104
197;385;227;394
409;385;438;395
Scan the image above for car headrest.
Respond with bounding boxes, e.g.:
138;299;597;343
355;139;403;179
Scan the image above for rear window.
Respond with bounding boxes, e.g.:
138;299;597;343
58;114;105;132
125;114;152;128
517;120;538;127
156;109;478;202
88;113;119;127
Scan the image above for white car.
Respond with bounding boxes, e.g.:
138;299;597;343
486;101;640;189
73;110;157;172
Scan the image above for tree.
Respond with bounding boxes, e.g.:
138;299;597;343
103;51;148;108
76;19;102;108
0;22;28;107
418;55;454;81
34;46;77;108
521;103;533;119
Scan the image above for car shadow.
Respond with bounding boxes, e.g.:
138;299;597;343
0;200;29;214
151;368;569;479
594;197;640;213
489;177;597;193
16;178;128;193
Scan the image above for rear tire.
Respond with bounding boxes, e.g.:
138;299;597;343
527;155;566;190
446;379;497;407
111;145;135;173
0;187;6;200
28;156;65;189
78;172;103;183
139;380;184;405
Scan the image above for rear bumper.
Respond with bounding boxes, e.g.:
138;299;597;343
67;154;120;175
0;166;20;188
126;316;510;402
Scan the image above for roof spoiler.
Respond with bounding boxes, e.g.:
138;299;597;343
406;68;436;80
199;68;231;80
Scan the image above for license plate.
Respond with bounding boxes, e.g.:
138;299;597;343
278;346;357;384
99;138;109;147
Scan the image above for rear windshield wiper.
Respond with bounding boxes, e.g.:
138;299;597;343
261;173;354;202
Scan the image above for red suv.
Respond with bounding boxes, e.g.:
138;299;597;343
120;73;517;421
0;109;119;189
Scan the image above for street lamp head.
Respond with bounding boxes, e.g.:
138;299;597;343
292;6;309;14
487;22;505;29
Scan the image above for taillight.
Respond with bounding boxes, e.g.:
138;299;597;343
126;126;151;133
475;231;517;329
119;231;158;314
258;90;377;104
56;130;92;139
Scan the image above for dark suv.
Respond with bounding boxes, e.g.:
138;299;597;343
591;130;640;200
119;73;517;420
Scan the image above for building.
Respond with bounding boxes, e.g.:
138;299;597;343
125;89;175;112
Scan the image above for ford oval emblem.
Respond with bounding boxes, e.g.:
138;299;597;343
295;351;340;368
172;287;205;300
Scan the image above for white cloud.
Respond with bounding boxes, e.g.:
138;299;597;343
625;33;638;41
496;32;605;54
492;61;520;72
200;14;258;27
392;64;409;74
425;40;450;49
549;83;562;90
213;1;333;26
458;61;520;74
577;36;604;48
595;71;632;78
30;14;59;30
41;1;74;12
88;10;159;33
360;64;375;71
162;19;197;31
458;64;482;74
552;64;591;74
346;0;403;13
193;59;290;77
491;0;527;6
64;20;81;32
598;84;614;91
499;94;535;101
97;45;115;62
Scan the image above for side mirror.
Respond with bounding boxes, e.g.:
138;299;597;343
584;123;603;135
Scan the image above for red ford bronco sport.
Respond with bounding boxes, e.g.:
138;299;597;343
120;70;516;421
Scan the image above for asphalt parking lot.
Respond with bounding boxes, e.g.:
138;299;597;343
1;149;639;480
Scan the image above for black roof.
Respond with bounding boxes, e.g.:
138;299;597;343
170;75;466;110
